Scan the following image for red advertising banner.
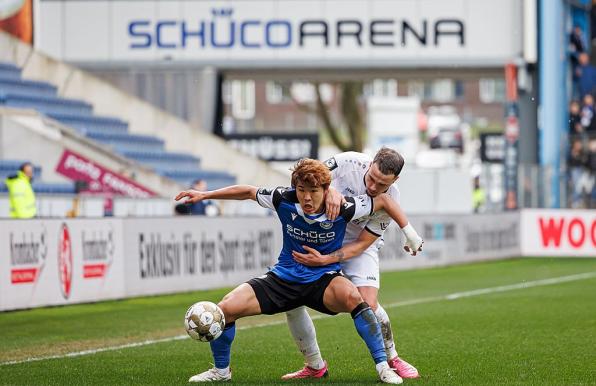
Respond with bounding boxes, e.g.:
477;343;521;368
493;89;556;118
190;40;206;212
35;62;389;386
0;0;32;43
522;209;596;257
55;149;156;198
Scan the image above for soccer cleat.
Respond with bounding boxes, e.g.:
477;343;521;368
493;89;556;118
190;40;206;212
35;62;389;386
188;367;232;382
388;357;420;379
281;361;329;380
379;367;403;384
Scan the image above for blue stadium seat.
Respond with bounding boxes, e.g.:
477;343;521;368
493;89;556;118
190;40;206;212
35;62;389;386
47;113;129;134
88;132;166;153
31;182;76;194
0;62;21;81
0;62;238;191
0;93;93;117
0;181;76;194
162;170;236;189
0;78;57;98
121;150;201;170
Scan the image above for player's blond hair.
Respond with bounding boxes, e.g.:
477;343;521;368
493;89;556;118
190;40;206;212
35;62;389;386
291;158;331;189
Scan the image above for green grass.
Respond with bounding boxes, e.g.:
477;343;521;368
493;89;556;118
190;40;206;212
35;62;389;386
1;257;596;385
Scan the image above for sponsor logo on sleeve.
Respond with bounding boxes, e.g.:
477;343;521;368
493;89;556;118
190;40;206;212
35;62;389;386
324;157;338;170
343;201;354;209
257;188;273;196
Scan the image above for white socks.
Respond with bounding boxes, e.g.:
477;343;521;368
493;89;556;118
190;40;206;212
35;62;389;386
375;361;390;373
286;304;399;367
285;306;326;370
374;304;399;360
215;366;230;375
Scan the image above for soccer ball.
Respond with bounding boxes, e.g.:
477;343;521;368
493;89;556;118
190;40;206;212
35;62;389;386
184;301;225;342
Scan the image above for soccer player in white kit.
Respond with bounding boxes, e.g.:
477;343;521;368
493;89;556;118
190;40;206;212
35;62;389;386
283;148;423;380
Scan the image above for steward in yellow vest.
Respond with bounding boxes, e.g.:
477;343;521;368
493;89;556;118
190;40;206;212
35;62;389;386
5;163;36;218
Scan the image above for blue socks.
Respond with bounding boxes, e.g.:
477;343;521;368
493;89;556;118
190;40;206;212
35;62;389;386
209;322;236;369
351;302;387;365
210;305;386;369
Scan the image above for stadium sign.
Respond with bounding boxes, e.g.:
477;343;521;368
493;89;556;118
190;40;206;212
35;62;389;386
0;211;592;311
58;223;73;299
480;133;505;163
122;217;281;297
8;225;47;284
55;149;156;198
36;0;522;66
521;210;596;257
225;133;318;162
0;220;125;311
378;213;521;269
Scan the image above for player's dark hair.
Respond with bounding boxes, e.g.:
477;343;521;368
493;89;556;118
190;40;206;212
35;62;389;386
373;147;404;177
290;159;331;189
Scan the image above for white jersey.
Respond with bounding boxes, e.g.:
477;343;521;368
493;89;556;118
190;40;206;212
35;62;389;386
324;152;401;247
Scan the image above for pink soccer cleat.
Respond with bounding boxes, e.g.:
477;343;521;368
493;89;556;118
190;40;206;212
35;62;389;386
281;362;329;380
388;357;419;379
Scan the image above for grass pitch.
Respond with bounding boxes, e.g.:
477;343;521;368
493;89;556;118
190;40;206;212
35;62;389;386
1;257;596;385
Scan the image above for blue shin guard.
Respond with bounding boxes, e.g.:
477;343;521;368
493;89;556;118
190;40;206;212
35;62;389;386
351;302;387;365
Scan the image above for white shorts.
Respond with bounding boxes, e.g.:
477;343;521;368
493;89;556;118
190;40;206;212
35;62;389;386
340;247;380;289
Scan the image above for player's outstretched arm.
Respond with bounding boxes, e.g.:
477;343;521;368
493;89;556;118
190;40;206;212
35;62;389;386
175;185;258;203
371;194;424;256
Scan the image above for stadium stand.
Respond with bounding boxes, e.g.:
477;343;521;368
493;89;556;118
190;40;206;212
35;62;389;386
0;62;236;189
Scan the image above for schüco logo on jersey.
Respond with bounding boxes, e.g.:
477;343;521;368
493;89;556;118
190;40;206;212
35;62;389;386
58;223;73;299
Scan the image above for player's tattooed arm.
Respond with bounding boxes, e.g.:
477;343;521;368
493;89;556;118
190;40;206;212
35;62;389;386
292;230;377;266
175;185;258;203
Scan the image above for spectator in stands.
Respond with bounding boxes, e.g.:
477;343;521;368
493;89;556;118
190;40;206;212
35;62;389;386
568;140;589;208
577;53;596;97
569;100;583;135
5;162;36;218
175;179;220;216
580;94;594;133
570;26;586;55
570;27;586;97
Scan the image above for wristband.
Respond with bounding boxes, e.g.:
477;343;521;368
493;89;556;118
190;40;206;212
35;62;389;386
401;223;419;241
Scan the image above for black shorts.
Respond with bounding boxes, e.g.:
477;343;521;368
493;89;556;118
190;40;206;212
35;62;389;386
247;271;343;316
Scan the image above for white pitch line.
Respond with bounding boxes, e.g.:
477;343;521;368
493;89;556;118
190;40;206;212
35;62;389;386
2;270;595;367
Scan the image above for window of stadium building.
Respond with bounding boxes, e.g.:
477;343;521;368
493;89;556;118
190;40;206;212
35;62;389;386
265;81;292;104
408;79;462;102
231;80;255;120
364;79;398;98
479;78;506;104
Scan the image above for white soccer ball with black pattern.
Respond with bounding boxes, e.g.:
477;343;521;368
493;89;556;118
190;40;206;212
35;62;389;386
184;301;225;342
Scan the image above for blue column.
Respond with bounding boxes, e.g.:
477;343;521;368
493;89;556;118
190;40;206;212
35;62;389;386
539;0;567;208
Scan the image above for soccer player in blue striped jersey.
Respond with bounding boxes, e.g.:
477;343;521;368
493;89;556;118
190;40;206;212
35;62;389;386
175;159;405;384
